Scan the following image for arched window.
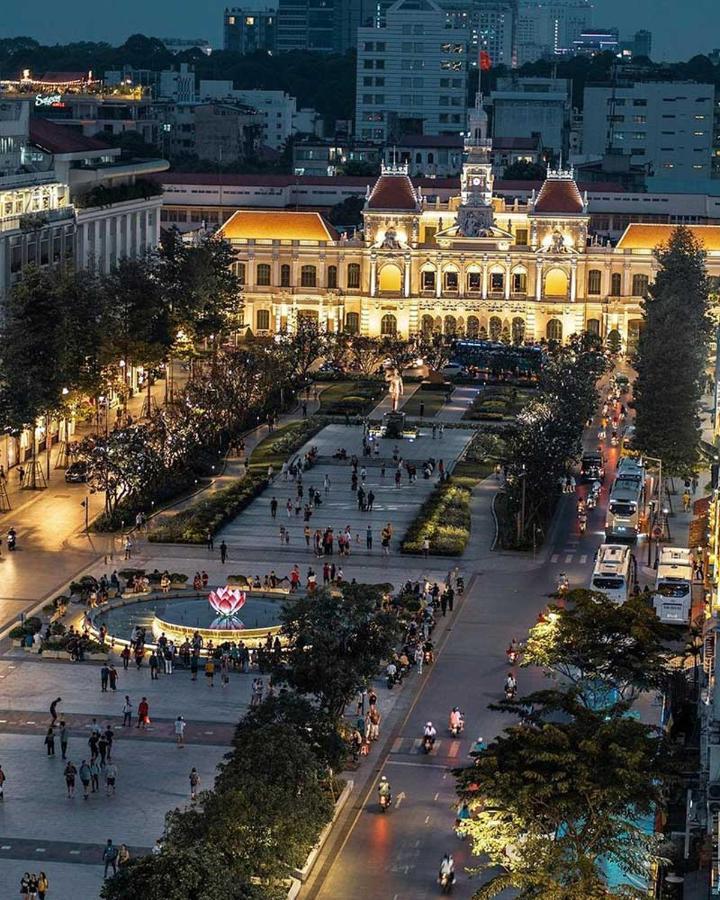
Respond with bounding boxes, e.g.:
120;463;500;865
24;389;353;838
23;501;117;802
512;317;525;344
300;265;317;288
512;271;527;294
232;261;246;285
415;152;422;164
421;270;436;292
586;318;600;336
347;263;360;289
256;263;271;286
611;272;622;296
444;270;459;292
467;270;481;293
632;273;649;297
345;312;359;334
280;264;291;287
327;265;338;289
489;271;504;294
379;264;402;293
587;269;602;295
428;152;434;164
444;315;457;335
380;313;397;336
546;319;563;342
489;316;502;341
421;314;434;336
466;315;480;338
256;309;270;331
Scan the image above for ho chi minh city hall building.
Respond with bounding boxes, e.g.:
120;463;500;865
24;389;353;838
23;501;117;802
219;101;720;351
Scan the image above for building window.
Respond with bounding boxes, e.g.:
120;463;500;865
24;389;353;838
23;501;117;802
546;318;563;342
444;315;456;335
490;271;504;293
232;261;246;285
421;270;436;291
611;272;622;296
466;315;479;337
632;273;649;296
345;311;359;334
421;314;434;336
515;228;528;246
489;316;502;340
512;317;525;344
300;265;317;288
586;318;600;336
380;313;397;336
587;269;602;295
512;271;527;294
347;263;360;289
280;264;291;287
467;271;481;292
327;265;338;289
256;309;271;331
256;263;271;286
444;270;459;291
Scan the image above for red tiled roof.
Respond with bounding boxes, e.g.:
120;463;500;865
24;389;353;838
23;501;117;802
533;177;586;214
367;173;419;210
29;118;112;155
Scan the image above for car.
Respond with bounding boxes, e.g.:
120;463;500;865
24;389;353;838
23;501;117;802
65;461;89;484
441;363;465;378
580;453;604;483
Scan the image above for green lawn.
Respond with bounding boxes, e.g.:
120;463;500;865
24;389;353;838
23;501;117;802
248;419;323;470
401;388;449;418
318;379;385;416
463;385;535;421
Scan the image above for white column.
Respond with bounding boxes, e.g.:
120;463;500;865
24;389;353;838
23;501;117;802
370;258;377;297
481;267;488;300
403;262;410;298
504;267;511;300
436;268;441;299
535;261;543;301
570;263;577;303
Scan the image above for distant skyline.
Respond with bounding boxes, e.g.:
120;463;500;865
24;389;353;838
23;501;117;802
0;0;718;62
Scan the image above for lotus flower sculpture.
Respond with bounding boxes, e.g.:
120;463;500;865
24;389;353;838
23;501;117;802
208;586;247;630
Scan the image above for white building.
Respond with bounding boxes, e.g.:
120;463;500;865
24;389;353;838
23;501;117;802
517;0;593;64
198;81;298;150
443;0;515;68
158;63;198;103
356;0;469;143
490;76;571;156
583;81;716;181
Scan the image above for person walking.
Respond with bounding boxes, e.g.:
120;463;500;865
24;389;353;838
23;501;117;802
44;727;55;757
270;496;278;518
447;586;455;613
108;665;118;691
440;591;448;616
102;839;119;878
0;764;4;801
205;657;215;687
206;530;214;551
90;759;100;794
189;767;200;801
121;696;132;728
63;761;76;798
79;760;91;799
37;872;48;900
175;715;186;748
100;664;109;692
220;541;228;564
368;705;381;741
50;697;62;725
366;525;373;551
105;762;118;796
190;652;199;681
123;537;132;560
149;651;159;680
137;697;149;730
59;721;68;760
120;645;131;670
422;536;430;559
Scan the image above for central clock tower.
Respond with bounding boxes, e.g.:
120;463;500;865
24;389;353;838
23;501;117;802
457;94;495;235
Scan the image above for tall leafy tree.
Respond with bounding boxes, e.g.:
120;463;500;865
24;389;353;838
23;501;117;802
455;692;673;899
633;226;711;477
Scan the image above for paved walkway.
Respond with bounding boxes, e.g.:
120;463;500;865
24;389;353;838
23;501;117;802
437;385;482;422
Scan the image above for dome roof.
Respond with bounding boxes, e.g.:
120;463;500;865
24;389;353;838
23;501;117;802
533;172;585;215
366;170;420;211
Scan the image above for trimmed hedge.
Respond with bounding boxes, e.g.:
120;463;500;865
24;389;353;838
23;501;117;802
401;478;473;556
148;472;268;543
248;418;323;469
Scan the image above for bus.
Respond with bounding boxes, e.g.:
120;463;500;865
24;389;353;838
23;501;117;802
605;459;646;541
590;544;633;604
653;547;694;624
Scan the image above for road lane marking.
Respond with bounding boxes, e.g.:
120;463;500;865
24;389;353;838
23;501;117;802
434;792;439;801
579;554;588;564
448;741;460;758
391;737;403;753
551;554;559;563
565;554;573;563
425;816;431;824
386;760;447;769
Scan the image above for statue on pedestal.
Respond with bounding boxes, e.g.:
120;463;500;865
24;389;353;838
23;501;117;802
385;367;404;412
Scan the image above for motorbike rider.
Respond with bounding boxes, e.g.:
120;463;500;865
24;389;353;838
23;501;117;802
578;512;587;533
439;853;455;883
449;707;463;735
423;721;437;746
557;572;569;592
504;672;517;698
386;659;397;683
378;775;392;803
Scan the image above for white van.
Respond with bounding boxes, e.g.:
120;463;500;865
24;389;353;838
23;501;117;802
653;547;694;624
590;544;633;604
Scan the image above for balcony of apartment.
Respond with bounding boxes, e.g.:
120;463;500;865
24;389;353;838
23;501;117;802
0;171;59;191
0;205;75;234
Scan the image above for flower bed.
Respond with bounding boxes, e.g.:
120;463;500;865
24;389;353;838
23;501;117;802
318;379;384;416
401;478;473;556
148;472;269;543
248;418;323;470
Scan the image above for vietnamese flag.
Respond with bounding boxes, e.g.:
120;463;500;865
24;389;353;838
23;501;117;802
479;50;492;71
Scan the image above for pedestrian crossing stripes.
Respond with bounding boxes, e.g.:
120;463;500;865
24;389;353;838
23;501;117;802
551;552;588;565
389;737;463;758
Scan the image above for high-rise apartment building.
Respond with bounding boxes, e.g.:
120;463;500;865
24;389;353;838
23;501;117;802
224;5;278;53
490;75;571;155
355;0;469;142
583;81;715;180
444;0;516;68
516;0;592;64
